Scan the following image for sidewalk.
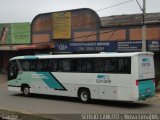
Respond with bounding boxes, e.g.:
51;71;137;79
0;74;7;84
155;92;160;97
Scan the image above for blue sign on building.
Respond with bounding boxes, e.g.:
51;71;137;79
55;41;117;52
147;41;160;51
55;40;160;52
117;41;142;52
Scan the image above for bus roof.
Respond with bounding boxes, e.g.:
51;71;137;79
10;52;154;60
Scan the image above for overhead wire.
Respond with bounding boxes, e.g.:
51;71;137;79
96;0;135;12
78;14;137;41
78;0;137;41
135;0;143;11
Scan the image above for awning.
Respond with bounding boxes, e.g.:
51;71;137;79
0;43;53;51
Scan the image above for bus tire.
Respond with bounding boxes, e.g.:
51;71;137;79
78;88;91;103
22;85;30;96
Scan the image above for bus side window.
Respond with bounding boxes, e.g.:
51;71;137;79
81;59;87;72
124;58;131;74
43;59;49;71
36;59;58;72
117;57;131;74
94;58;104;73
73;59;81;72
37;60;43;71
36;59;48;71
47;59;53;71
118;58;125;73
59;59;71;72
80;59;93;73
29;60;37;71
20;60;37;71
52;59;58;72
19;60;30;71
8;60;19;80
86;59;92;72
105;58;117;73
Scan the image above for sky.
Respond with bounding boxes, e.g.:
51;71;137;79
0;0;160;23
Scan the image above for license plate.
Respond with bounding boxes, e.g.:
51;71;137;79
146;88;151;92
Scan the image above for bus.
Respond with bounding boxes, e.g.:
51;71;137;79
8;52;155;103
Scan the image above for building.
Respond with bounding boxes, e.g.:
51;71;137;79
0;8;160;79
100;13;160;77
0;22;51;73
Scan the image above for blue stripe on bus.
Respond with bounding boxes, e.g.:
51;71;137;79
37;72;67;91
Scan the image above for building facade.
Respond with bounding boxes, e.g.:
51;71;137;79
0;22;51;73
0;8;160;81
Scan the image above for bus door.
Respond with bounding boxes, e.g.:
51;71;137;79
8;60;19;81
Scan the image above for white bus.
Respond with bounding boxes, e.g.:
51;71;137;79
8;52;155;102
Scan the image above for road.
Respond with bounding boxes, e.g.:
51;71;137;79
0;80;160;119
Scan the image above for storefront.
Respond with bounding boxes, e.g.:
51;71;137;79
0;44;51;73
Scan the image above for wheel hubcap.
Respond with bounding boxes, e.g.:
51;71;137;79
81;91;88;101
24;88;29;95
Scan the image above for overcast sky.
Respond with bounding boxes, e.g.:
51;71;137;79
0;0;160;23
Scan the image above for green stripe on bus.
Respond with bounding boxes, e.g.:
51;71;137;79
36;72;66;90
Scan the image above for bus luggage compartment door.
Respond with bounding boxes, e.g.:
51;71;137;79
98;86;117;100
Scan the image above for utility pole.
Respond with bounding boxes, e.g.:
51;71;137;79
142;0;146;51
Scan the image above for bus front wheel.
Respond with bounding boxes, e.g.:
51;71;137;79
22;85;30;96
78;88;91;103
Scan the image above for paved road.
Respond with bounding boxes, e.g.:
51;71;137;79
1;82;160;120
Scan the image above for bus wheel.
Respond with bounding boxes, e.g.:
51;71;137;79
78;88;90;103
22;85;30;96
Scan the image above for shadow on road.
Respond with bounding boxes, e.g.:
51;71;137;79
12;93;151;109
91;99;151;109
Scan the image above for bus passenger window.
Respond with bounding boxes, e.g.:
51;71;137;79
86;62;92;72
73;59;82;72
52;59;58;72
124;58;131;74
105;59;117;73
21;61;30;71
117;58;131;74
81;60;88;72
81;59;93;73
37;60;43;71
47;59;53;71
94;59;104;73
29;60;37;71
59;59;71;72
118;58;125;73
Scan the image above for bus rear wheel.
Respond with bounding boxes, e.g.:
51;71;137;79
22;85;30;96
78;88;90;103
